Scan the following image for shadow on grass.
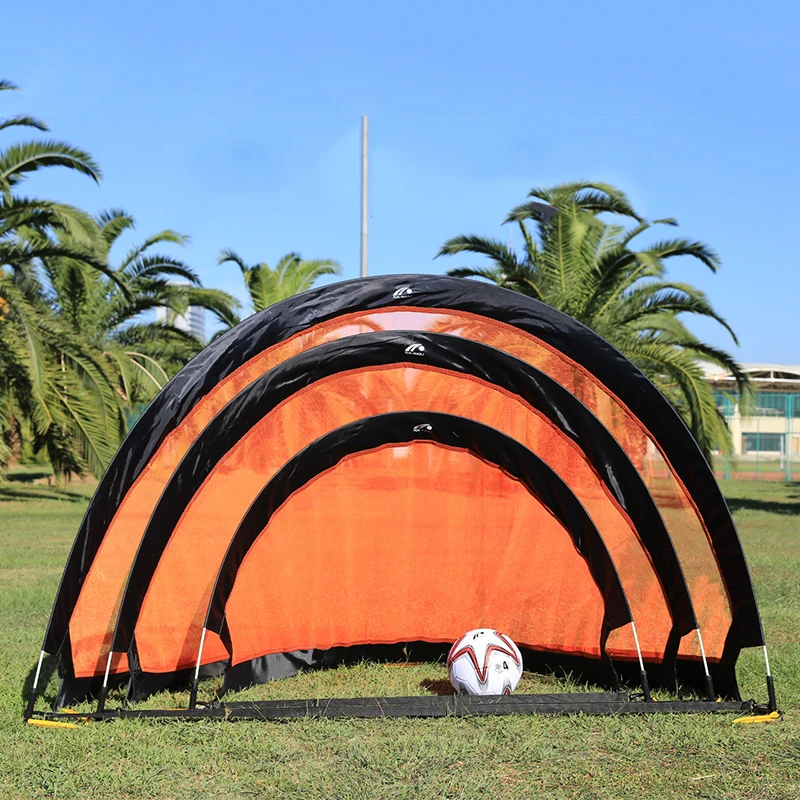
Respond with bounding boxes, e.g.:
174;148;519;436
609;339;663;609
6;469;53;484
21;654;59;715
419;678;456;696
727;496;800;516
0;485;90;503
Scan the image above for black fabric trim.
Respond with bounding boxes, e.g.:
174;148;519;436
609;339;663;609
223;651;329;694
715;622;745;700
203;412;632;646
44;275;760;661
110;331;693;653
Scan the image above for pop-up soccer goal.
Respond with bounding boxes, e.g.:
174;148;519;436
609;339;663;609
26;275;778;723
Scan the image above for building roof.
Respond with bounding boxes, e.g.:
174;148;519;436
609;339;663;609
702;362;800;387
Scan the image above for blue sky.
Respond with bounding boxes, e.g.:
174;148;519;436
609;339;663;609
5;0;799;361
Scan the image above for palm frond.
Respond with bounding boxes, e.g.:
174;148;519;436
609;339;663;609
0;140;101;188
0;115;49;133
624;338;725;459
96;209;135;248
184;286;241;328
1;196;95;243
613;281;739;344
438;179;746;456
217;248;250;275
119;255;199;284
643;238;721;272
446;265;510;284
124;351;170;393
438;235;520;271
222;252;340;314
526;181;642;221
116;229;189;272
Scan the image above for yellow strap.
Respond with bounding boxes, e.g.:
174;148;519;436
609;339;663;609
732;710;781;725
26;719;81;729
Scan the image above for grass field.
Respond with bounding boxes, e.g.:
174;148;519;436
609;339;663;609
0;469;798;799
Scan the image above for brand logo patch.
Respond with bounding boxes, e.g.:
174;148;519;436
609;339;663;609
413;423;433;433
392;286;413;299
404;343;425;356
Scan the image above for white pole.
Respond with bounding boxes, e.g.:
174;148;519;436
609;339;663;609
102;649;114;687
696;628;711;678
763;644;778;711
360;115;369;278
629;620;652;701
96;649;115;712
25;650;47;718
189;627;208;709
194;627;208;686
630;621;646;674
32;650;46;693
695;628;717;700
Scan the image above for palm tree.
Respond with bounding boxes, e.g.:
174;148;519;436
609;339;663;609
0;81;111;275
0;273;127;476
40;209;240;406
217;249;341;327
0;80;125;477
437;181;749;460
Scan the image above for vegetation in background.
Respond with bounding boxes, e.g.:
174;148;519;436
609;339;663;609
40;209;237;402
4;78;751;478
0;81;124;477
217;249;341;326
1;77;342;480
0;81;240;479
439;181;751;461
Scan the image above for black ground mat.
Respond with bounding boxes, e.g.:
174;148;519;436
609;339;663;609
28;692;754;723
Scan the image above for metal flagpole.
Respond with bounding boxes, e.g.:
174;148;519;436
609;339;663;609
360;115;368;278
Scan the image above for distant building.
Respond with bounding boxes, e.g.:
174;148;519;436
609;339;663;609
155;304;206;343
703;363;800;458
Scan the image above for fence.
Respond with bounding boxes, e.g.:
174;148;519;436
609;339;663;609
713;391;800;481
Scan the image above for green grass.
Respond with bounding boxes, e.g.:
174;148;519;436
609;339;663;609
1;470;798;799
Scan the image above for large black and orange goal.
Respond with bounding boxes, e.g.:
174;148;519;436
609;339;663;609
25;275;777;722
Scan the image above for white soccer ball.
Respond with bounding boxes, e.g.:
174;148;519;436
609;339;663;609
447;628;523;695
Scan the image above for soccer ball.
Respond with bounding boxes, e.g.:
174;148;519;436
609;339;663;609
447;628;523;695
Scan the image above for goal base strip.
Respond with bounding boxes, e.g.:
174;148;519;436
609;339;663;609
27;692;757;723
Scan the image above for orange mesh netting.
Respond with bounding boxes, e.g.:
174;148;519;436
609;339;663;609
133;367;669;675
68;308;728;677
225;445;608;664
